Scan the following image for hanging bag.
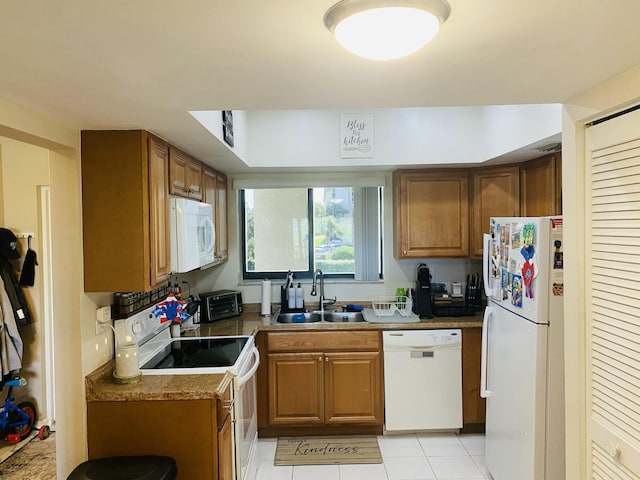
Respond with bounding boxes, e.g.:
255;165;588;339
19;236;37;287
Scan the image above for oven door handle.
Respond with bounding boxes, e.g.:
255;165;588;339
237;347;260;386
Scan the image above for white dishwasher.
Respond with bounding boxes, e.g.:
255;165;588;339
383;329;462;432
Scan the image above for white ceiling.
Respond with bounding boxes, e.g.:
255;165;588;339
2;1;640;172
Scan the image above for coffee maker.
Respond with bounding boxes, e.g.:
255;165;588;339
413;263;433;319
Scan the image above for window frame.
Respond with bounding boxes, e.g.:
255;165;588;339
240;187;382;281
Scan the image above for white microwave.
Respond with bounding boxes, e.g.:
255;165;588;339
170;197;215;273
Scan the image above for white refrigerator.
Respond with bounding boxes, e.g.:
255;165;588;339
481;216;565;480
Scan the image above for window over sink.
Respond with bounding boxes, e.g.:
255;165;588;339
240;186;382;280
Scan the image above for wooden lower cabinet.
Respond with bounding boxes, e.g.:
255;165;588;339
268;351;382;426
268;352;324;425
217;416;233;480
258;331;383;437
87;381;233;480
257;328;484;437
325;351;382;424
461;328;486;432
217;381;234;480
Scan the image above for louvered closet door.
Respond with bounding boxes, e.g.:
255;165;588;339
586;107;640;479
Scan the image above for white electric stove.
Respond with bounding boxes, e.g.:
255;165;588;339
114;304;259;480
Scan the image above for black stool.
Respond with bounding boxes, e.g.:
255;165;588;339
67;455;177;480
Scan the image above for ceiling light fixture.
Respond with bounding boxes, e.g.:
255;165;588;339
324;0;451;61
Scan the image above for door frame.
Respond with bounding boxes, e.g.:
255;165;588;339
39;185;56;427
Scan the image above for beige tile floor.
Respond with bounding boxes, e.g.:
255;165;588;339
255;433;489;480
0;431;487;480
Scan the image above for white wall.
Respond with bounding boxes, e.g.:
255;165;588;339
0;138;50;416
243;105;561;169
0;95;89;478
0;90;565;478
190;109;249;163
192;171;482;306
188;104;560;304
562;63;640;479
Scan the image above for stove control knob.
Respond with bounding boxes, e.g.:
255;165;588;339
132;322;142;334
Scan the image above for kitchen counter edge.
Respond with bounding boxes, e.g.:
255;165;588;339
85;361;233;402
86;308;483;402
236;310;484;336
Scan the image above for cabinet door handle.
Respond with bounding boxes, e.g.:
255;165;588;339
403;250;407;256
318;356;322;362
325;356;328;362
608;442;621;459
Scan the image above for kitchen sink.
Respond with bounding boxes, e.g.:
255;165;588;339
318;311;365;323
272;310;365;324
273;312;321;324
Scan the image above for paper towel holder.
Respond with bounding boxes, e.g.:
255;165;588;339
261;278;272;317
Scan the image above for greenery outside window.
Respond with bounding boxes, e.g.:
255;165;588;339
241;186;382;280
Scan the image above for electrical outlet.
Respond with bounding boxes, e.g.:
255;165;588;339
95;306;111;335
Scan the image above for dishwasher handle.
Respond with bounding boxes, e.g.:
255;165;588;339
480;306;493;398
410;350;434;358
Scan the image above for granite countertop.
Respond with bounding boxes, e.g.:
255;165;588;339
85;360;233;402
194;305;484;337
86;303;483;402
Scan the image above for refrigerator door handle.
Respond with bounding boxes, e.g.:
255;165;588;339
482;234;494;297
480;306;494;398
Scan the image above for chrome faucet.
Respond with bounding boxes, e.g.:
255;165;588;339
283;270;294;291
310;269;336;312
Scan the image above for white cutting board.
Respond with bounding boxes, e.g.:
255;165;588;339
362;308;421;323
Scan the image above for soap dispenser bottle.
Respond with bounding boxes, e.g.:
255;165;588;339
282;270;295;311
287;284;296;309
295;283;304;309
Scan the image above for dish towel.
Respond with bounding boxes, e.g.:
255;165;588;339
19;248;38;287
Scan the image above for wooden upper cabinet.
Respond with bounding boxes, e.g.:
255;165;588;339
470;165;520;257
203;167;217;207
520;152;562;216
394;169;469;258
148;137;172;287
203;168;228;264
215;173;228;262
555;153;562;213
169;147;203;200
393;156;561;260
81;130;170;292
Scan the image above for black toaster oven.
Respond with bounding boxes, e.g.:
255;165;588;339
199;290;243;322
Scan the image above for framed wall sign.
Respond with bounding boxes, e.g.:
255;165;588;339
222;110;234;147
340;114;374;158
